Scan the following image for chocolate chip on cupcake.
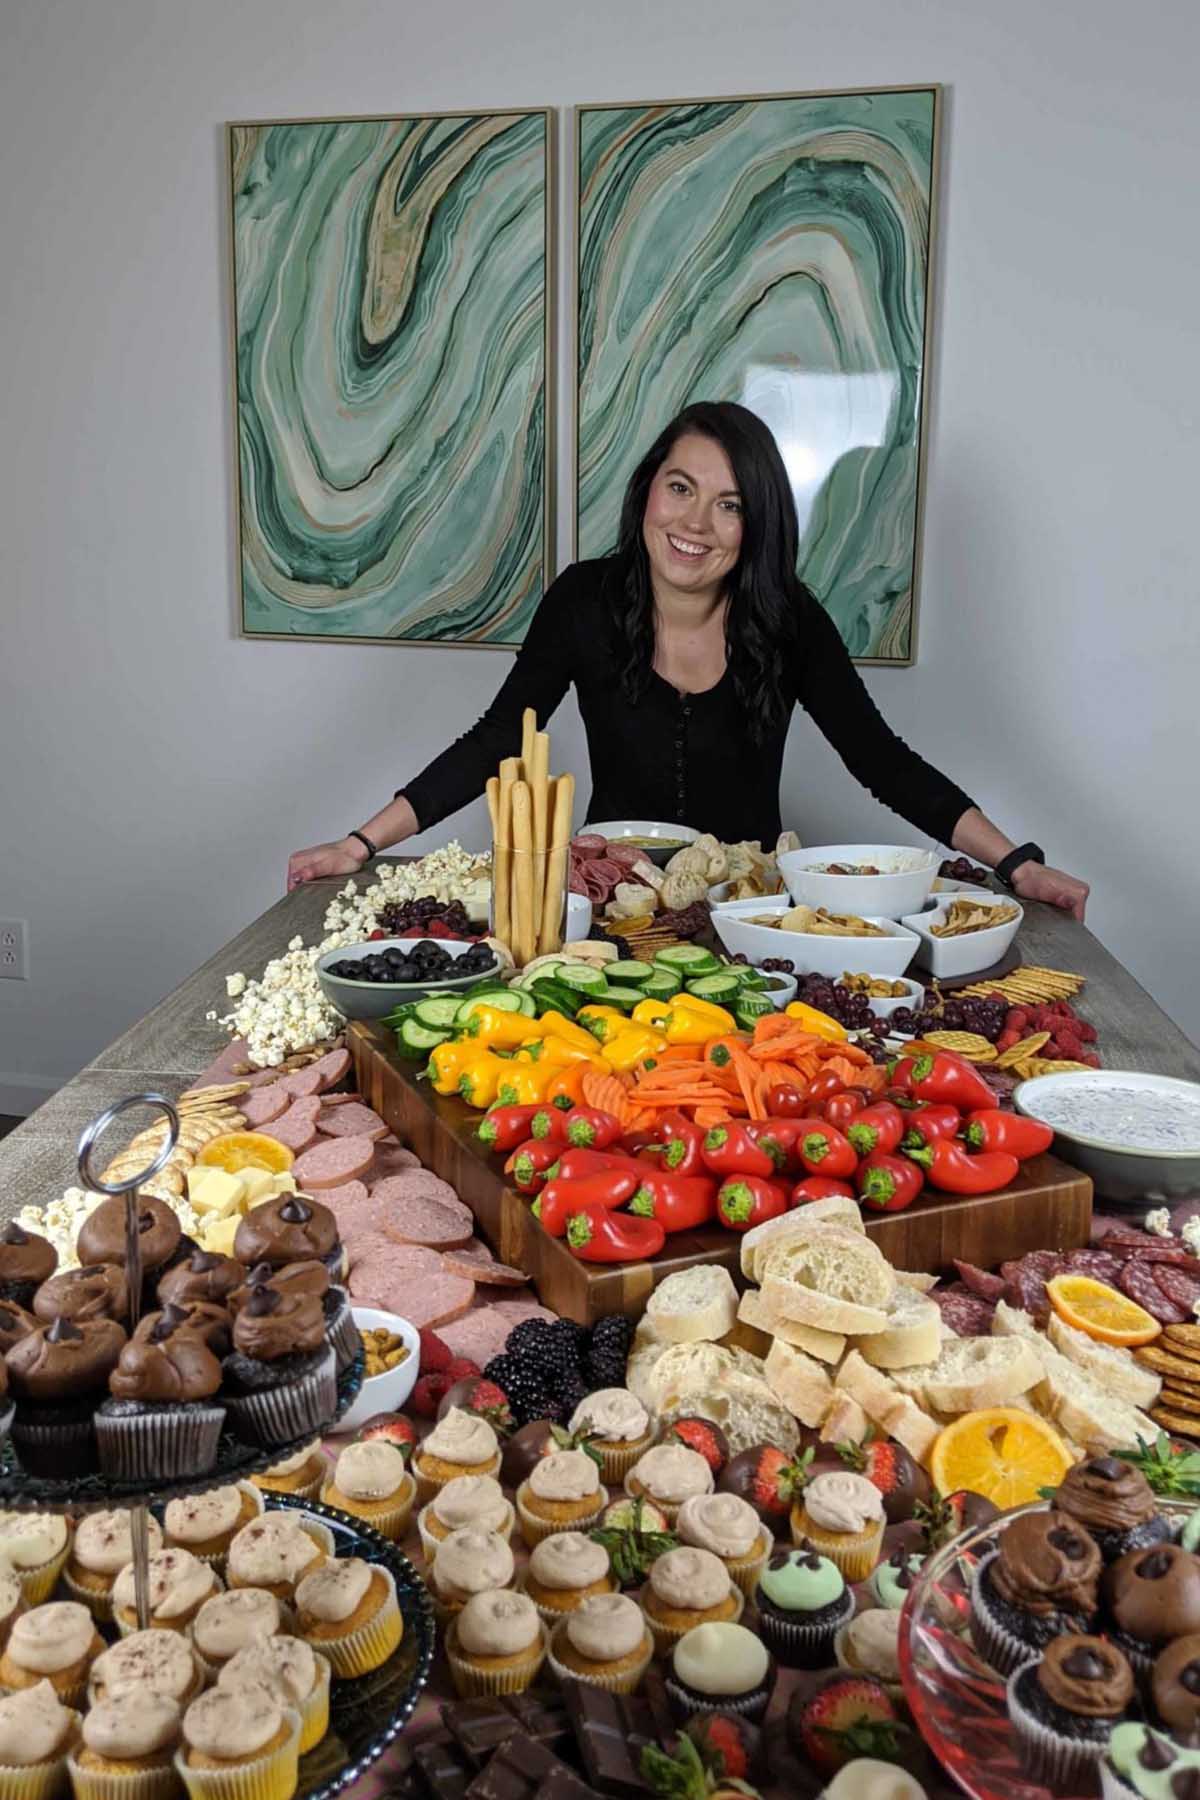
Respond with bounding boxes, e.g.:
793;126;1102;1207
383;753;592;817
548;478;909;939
970;1510;1101;1676
0;1224;57;1308
134;1302;233;1359
1103;1543;1200;1678
229;1262;329;1311
1055;1454;1172;1561
755;1545;854;1668
33;1264;128;1326
157;1251;246;1309
1008;1634;1135;1791
233;1195;340;1277
95;1331;226;1481
6;1316;128;1477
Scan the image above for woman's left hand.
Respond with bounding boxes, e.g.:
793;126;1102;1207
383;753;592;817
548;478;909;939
1010;861;1089;922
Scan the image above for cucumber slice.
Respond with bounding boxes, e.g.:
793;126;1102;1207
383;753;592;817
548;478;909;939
654;944;721;977
639;970;683;1000
599;985;646;1011
513;990;538;1017
732;965;768;990
683;972;742;1005
610;960;655;987
516;959;565;988
734;994;776;1027
415;995;469;1029
530;978;584;1019
397;1018;451;1055
555;963;609;996
464;977;511;997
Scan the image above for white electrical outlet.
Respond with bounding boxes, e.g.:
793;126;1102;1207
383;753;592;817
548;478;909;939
0;921;28;981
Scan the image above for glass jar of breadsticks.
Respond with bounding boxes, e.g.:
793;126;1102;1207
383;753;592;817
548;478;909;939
486;710;574;967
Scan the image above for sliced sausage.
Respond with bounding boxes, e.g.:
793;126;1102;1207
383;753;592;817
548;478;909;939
316;1102;389;1141
257;1097;323;1153
238;1084;291;1127
350;1251;474;1326
436;1307;517;1364
370;1141;423;1181
384;1197;476;1250
443;1249;529;1286
371;1170;471;1222
279;1067;324;1100
309;1047;352;1091
292;1134;377;1191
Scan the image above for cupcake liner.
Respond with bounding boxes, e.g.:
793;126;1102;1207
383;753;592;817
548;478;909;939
621;1479;689;1528
755;1590;855;1670
95;1404;226;1483
664;1672;773;1725
546;1618;654;1695
587;1434;656;1486
968;1554;1045;1678
0;1713;80;1800
516;1571;617;1628
297;1654;331;1755
62;1564;118;1627
725;1533;772;1601
298;1565;402;1678
790;1508;884;1585
413;1453;503;1509
67;1751;181;1800
249;1463;327;1505
638;1584;744;1658
444;1618;550;1700
174;1708;300;1800
323;1293;359;1377
318;1473;415;1544
11;1540;71;1607
1007;1660;1114;1793
416;1500;515;1562
10;1411;97;1479
223;1351;337;1449
515;1484;608;1549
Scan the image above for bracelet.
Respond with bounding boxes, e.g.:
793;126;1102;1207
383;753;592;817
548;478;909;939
994;842;1044;890
346;829;378;863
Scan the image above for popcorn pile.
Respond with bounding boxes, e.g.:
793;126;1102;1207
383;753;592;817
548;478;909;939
16;1186;204;1271
210;843;491;1068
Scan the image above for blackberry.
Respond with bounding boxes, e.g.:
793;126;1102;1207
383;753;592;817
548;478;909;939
506;1319;553;1360
591;1314;633;1352
549;1317;589;1351
557;1374;590;1417
483;1355;519;1392
587;1350;629;1390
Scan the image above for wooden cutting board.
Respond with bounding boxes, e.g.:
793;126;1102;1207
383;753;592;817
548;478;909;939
349;1022;1094;1324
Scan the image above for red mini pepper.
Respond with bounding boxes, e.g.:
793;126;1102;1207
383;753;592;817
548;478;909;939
545;1147;641;1183
765;1082;810;1118
565;1107;624;1150
962;1109;1054;1158
796;1122;858;1179
790;1175;857;1206
534;1169;641;1236
628;1173;717;1233
653;1111;707;1177
806;1070;847;1106
717;1176;789;1231
905;1138;1019;1195
889;1051;994;1113
506;1139;561;1194
900;1103;963;1152
524;1106;572;1142
566;1205;665;1263
477;1104;548;1153
702;1122;783;1178
823;1090;866;1131
846;1102;906;1158
857;1150;926;1212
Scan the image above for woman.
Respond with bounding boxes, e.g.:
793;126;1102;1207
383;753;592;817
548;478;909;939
288;403;1088;918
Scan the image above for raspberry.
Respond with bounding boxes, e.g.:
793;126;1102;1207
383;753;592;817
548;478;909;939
418;1330;452;1374
411;1372;452;1417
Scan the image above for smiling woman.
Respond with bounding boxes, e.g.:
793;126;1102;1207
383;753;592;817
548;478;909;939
287;401;1089;919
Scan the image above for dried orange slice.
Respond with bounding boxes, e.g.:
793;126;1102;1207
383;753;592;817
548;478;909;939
196;1131;294;1175
1046;1273;1161;1347
930;1407;1074;1509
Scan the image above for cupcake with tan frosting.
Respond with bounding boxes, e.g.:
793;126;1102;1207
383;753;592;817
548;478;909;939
189;1589;285;1679
225;1514;332;1604
293;1557;401;1678
0;1569;23;1654
637;1546;743;1656
0;1679;80;1800
546;1592;654;1694
416;1475;514;1559
218;1637;330;1756
521;1532;615;1624
677;1492;771;1599
61;1512;163;1626
791;1470;886;1583
444;1589;548;1700
412;1409;501;1503
111;1551;221;1640
319;1439;415;1541
0;1601;105;1707
567;1389;656;1483
163;1486;263;1572
624;1445;712;1525
88;1630;204;1709
175;1683;300;1800
0;1514;71;1607
429;1529;515;1624
248;1442;326;1502
68;1691;181;1800
515;1451;608;1548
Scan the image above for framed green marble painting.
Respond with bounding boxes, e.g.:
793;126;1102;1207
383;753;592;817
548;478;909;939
229;109;554;645
574;86;940;663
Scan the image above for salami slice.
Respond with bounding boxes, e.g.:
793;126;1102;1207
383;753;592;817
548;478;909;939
571;835;608;858
309;1047;352;1091
292;1135;377;1190
371;1171;472;1224
385;1197;475;1251
931;1284;995;1336
238;1084;290;1127
951;1261;1007;1302
1119;1260;1190;1324
257;1097;322;1153
1154;1264;1200;1313
1128;1247;1200;1276
1061;1249;1124;1286
316;1102;389;1142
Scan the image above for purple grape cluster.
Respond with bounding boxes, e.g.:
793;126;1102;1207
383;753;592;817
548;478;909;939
939;856;991;885
375;896;482;937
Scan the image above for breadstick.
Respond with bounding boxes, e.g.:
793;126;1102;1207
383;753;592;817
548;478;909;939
485;776;500;840
496;764;519;950
530;730;550;943
521;708;537;775
511;781;535;966
539;772;575;955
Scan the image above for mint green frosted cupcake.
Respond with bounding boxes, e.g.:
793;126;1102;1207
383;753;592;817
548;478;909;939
754;1547;853;1668
867;1550;924;1611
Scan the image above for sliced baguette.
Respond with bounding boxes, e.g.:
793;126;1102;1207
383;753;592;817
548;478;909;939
760;1275;889;1338
894;1270;938;1294
736;1288;846;1363
879;1395;942;1466
819;1391;870;1445
740;1203;864;1281
854;1288;942;1370
762;1232;894;1309
646;1264;738;1344
1045;1313;1163;1411
835;1351;941;1464
899;1337;1044;1414
763;1338;836;1427
991;1299;1043;1342
1032;1344;1158;1450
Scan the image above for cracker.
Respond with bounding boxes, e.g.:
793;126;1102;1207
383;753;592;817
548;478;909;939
1164;1326;1200;1350
1157;1388;1200;1416
1150;1407;1200;1439
995;1033;1052;1069
1135;1346;1200;1380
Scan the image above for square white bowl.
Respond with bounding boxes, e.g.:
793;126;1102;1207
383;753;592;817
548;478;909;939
777;844;938;920
900;894;1023;979
712;898;919;977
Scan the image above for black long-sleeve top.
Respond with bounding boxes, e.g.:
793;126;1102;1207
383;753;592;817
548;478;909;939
400;559;974;849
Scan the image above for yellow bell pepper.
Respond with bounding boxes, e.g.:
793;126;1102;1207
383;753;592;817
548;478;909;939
493;1058;556;1105
602;1025;670;1072
577;1005;630;1046
662;1000;735;1044
537;1012;600;1055
521;1035;613;1072
457;1051;510;1108
429;1040;478;1094
464;1005;548;1051
670;993;737;1028
632;998;673;1029
785;1000;848;1043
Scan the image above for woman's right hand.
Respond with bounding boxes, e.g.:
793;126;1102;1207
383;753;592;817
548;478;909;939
287;839;366;892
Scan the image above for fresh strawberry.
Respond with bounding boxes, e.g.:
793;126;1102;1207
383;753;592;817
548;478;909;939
793;1675;909;1775
836;1437;933;1524
418;1329;452;1374
435;1375;513;1434
444;1357;482;1383
916;1487;1000;1549
664;1416;730;1476
718;1445;808;1529
355;1413;417;1459
683;1713;760;1784
410;1371;452;1417
639;1732;761;1798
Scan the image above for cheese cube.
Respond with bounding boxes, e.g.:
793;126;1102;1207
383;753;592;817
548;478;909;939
201;1213;243;1257
245;1173;297;1210
187;1168;245;1218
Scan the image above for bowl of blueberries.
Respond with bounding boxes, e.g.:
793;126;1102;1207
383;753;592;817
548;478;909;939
317;935;500;1019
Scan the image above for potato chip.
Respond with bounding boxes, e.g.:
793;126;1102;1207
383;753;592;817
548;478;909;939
930;899;1020;938
995;1032;1052;1068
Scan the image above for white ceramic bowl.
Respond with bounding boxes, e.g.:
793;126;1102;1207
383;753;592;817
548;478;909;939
317;937;497;1020
851;974;926;1021
583;819;700;867
900;894;1023;979
565;892;593;940
712;898;919;977
777;844;937;920
339;1307;421;1432
930;878;995;899
759;971;798;1008
1015;1069;1200;1204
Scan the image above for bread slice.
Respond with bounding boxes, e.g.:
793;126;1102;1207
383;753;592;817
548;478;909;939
834;1351;941;1464
646;1265;738;1344
991;1299;1042;1341
894;1270;938;1294
760;1276;889;1339
819;1391;870;1445
660;1370;802;1459
854;1288;942;1370
758;1231;893;1337
1032;1344;1158;1450
740;1202;864;1280
736;1288;846;1363
921;1337;1044;1413
1046;1313;1163;1411
763;1338;836;1427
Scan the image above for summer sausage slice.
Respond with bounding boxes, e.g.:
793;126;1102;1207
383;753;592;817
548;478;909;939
436;1306;518;1365
279;1068;324;1100
384;1196;475;1251
292;1134;377;1191
371;1172;472;1227
309;1047;352;1091
316;1102;389;1142
370;1140;422;1181
238;1084;291;1127
349;1244;474;1325
442;1244;529;1286
257;1097;323;1153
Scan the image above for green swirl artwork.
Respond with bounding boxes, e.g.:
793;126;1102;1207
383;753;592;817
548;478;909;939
576;88;939;662
231;111;552;644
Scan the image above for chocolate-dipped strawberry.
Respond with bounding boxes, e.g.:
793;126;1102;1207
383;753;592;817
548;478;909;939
835;1437;933;1524
500;1419;561;1488
718;1444;810;1534
436;1376;514;1435
662;1416;730;1477
917;1488;1002;1550
356;1412;418;1459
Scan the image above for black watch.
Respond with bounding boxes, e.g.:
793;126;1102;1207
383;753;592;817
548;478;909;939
994;842;1044;890
346;829;378;863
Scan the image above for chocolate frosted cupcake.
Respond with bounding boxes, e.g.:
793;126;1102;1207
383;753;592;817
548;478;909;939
0;1301;38;1356
754;1546;854;1667
158;1252;245;1310
96;1330;226;1481
231;1259;356;1379
233;1195;340;1277
220;1285;336;1447
970;1511;1101;1676
1103;1543;1200;1678
1152;1634;1200;1732
6;1316;127;1476
1056;1455;1172;1562
134;1304;233;1360
0;1224;57;1308
665;1621;776;1724
63;1510;164;1624
1008;1635;1135;1791
32;1264;128;1326
76;1197;181;1295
